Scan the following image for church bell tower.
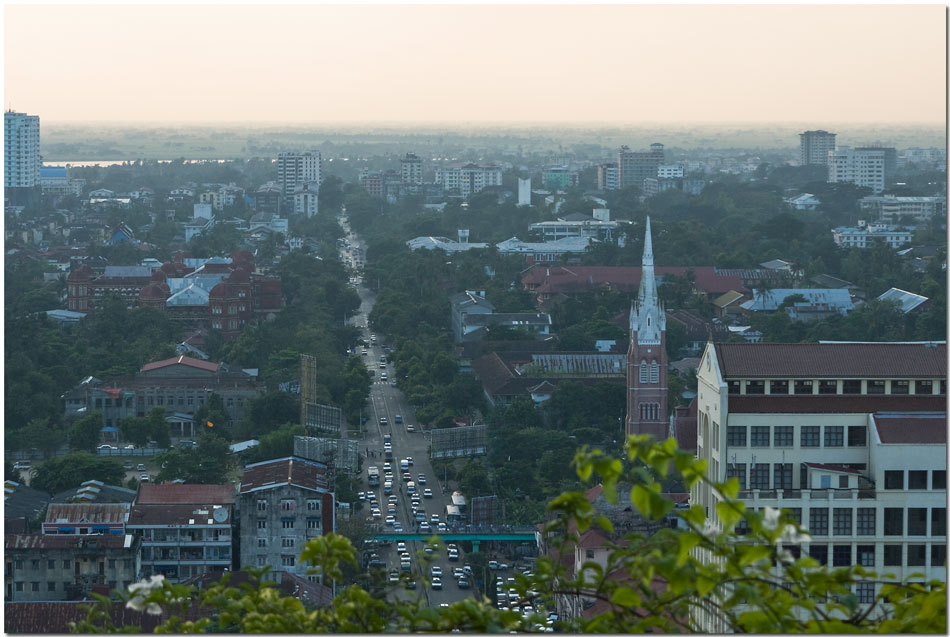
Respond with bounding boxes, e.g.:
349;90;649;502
625;216;669;441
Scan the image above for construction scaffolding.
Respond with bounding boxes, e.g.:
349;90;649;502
430;425;487;459
300;353;344;435
294;436;360;475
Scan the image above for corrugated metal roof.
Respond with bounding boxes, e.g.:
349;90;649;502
5;534;135;550
877;287;929;313
44;503;129;525
714;342;947;379
102;265;153;279
530;353;624;375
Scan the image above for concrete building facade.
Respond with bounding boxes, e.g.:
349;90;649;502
239;457;335;583
127;483;236;583
799;130;837;166
828;147;885;194
4;534;141;602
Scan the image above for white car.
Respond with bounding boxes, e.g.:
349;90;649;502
417;475;426;484
419;522;431;531
431;566;442;577
139;474;149;482
385;515;396;526
396;542;407;553
431;577;442;590
437;522;448;533
423;488;433;499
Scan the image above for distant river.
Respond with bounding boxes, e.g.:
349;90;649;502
44;159;232;167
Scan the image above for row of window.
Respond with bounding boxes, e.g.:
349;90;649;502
807;543;946;570
254;555;297;567
256;499;321;512
94;394;245;409
257;537;298;548
728;379;943;395
884;470;946;491
255;518;321;530
11;558;133;571
11;580;129;593
727;425;865;448
802;507;946;537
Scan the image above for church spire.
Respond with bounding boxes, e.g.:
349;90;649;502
630;216;665;344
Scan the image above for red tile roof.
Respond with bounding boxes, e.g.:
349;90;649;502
714;342;946;379
136;483;235;505
4;600;210;633
240;457;330;494
140;355;219;374
729;394;945;414
521;265;748;297
872;413;947;444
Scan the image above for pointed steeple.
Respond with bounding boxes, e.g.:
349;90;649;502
630;216;665;344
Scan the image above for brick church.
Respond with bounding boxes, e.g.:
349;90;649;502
625;217;670;441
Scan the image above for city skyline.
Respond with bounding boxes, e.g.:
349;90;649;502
5;4;946;126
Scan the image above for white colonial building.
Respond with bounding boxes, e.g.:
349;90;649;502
689;341;947;631
832;222;912;250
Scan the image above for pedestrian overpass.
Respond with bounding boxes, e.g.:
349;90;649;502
373;528;538;552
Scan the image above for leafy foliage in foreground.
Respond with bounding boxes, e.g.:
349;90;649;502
71;436;946;633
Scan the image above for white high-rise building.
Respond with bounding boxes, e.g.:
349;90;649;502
828;147;885;194
518;177;531;206
400;153;423;185
277;151;322;206
293;181;320;218
4;110;41;188
435;163;502;198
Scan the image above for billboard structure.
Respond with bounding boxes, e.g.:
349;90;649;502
294;436;360;475
469;494;504;525
430;425;487;459
300;354;344;434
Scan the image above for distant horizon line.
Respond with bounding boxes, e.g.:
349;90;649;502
40;120;946;128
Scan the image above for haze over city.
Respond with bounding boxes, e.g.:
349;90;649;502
3;2;948;634
5;4;947;125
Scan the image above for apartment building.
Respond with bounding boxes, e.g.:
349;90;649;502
126;483;236;583
828;147;886;194
832;222;912;249
597;163;618;191
4;110;41;189
400;152;423;184
799;130;836;166
689;341;947;631
859;195;946;223
435;163;503;198
277;151;322;207
4;534;141;602
618;144;664;190
292;181;320;217
238;457;335;582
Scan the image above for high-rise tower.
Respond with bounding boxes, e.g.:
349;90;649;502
4;111;41;204
625;216;669;440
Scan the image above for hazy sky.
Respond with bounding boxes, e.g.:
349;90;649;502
4;4;946;125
